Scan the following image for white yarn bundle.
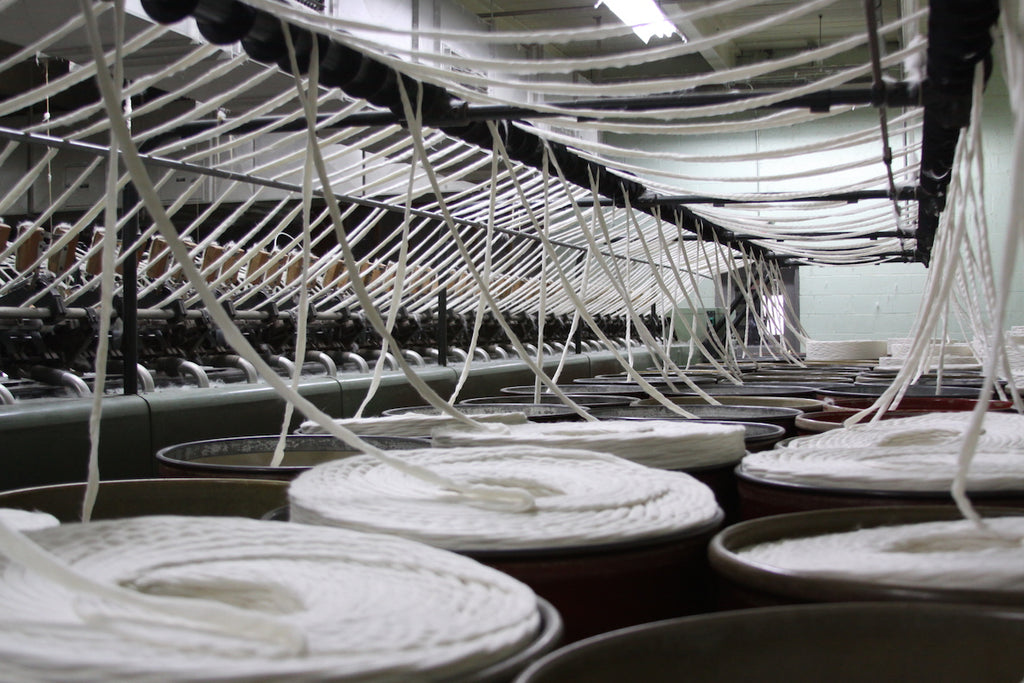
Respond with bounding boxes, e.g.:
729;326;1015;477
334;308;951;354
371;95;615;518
0;515;540;682
431;420;747;469
805;339;889;361
295;412;527;437
738;516;1024;591
742;446;1024;491
886;339;974;359
878;338;979;369
876;356;981;370
783;412;1024;452
289;446;722;551
0;508;59;532
741;412;1024;491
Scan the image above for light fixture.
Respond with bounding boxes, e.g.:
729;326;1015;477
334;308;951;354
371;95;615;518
595;0;682;44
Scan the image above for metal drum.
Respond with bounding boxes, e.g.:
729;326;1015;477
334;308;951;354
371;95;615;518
739;374;856;387
735;468;1024;521
501;384;662;398
575;375;720;386
0;478;290;521
156;434;428;480
634;394;826;413
709;506;1024;610
793;409;933;433
821;395;1014;412
588;404;801;435
814;383;986;401
459;394;637;408
462;518;724;644
382;404;582;422
462;598;563;683
673;384;820;399
515;602;1024;683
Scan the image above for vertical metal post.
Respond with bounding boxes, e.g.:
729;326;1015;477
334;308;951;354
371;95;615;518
437;287;447;367
120;177;139;395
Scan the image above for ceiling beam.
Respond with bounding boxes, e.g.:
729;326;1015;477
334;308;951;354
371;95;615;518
672;15;734;71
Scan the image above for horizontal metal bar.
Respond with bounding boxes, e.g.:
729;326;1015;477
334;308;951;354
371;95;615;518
580;187;919;208
0;126;691;275
340;83;921;128
141;84;921;136
0;305;347;323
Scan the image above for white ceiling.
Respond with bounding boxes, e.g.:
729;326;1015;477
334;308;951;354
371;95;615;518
451;0;907;86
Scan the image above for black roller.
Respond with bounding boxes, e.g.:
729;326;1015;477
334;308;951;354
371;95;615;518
551;143;591;185
341;57;390;99
194;0;254;45
276;28;330;75
385;76;451;120
363;67;402;108
241;9;287;64
442;120;498;148
320;40;362;88
417;81;453;120
579;160;605;188
140;0;199;24
506;124;545;165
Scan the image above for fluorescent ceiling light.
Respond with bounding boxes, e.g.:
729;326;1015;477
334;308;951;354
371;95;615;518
596;0;683;44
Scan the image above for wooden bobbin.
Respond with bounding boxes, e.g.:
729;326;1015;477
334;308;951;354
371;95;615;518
16;226;45;272
47;224;79;274
85;229;122;276
201;243;225;284
0;220;11;253
146;236;171;279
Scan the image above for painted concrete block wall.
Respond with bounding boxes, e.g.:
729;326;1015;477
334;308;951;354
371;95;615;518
799;262;929;339
799;62;1022;342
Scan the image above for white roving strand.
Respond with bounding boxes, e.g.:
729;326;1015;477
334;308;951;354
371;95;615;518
82;0;125;522
289;446;722;551
432;420;746;470
76;0;535;516
737;516;1024;592
0;516;540;682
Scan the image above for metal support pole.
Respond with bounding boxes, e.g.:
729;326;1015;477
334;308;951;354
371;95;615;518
437;288;447;367
120;178;140;395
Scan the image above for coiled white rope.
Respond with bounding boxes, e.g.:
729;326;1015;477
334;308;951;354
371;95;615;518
805;339;889;361
741;412;1024;491
289;446;722;551
0;515;540;682
742;446;1024;492
0;509;59;532
737;516;1024;592
784;412;1024;451
433;420;746;470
